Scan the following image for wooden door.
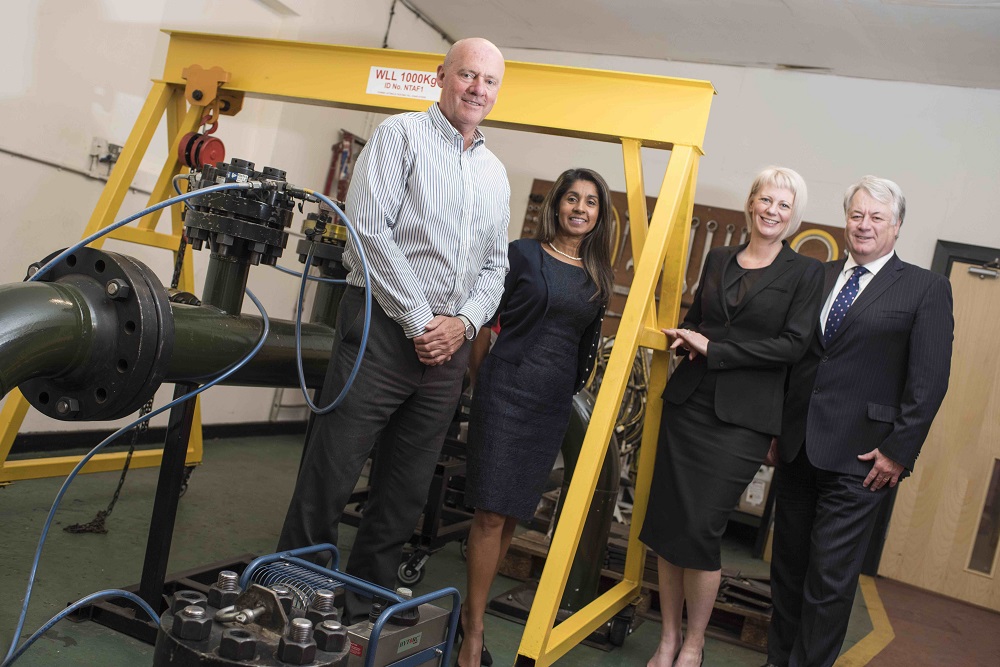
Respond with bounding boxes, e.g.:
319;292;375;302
879;261;1000;610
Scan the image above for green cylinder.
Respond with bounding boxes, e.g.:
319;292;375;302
554;390;621;613
166;303;333;387
0;282;94;396
202;254;251;314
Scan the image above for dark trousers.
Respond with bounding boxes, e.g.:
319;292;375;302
277;287;469;620
768;448;890;667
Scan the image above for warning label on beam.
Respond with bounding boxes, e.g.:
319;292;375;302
366;67;441;101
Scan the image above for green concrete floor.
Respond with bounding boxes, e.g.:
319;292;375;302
1;434;870;666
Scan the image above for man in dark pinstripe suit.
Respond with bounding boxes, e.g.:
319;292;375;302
764;176;954;667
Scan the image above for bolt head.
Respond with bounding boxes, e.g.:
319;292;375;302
106;279;130;300
305;606;339;627
171;590;208;614
219;628;257;660
277;636;317;665
208;584;240;609
55;397;80;416
192;89;203;101
172;606;212;641
313;620;347;653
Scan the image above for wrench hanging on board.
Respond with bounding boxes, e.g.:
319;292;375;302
723;223;736;247
688;219;718;296
681;217;700;294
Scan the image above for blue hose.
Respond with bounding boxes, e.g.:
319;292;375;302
28;182;253;284
1;288;270;666
291;190;372;414
273;263;346;284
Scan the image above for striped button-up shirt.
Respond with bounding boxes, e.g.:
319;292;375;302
344;104;510;338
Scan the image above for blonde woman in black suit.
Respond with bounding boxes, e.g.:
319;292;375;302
640;167;825;667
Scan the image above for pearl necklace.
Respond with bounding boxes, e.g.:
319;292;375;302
547;242;582;261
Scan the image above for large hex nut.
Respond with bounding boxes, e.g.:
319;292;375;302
208;583;241;609
171;606;212;641
313;620;348;653
171;590;208;614
277;636;318;665
219;628;257;661
305;606;339;626
270;584;296;617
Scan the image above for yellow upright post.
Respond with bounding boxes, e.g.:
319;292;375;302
0;82;207;483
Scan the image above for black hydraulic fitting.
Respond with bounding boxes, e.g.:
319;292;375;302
183;158;297;267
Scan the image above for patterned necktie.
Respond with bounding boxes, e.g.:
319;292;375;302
823;266;868;344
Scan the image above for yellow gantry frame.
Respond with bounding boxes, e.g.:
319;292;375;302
0;80;206;484
0;31;714;663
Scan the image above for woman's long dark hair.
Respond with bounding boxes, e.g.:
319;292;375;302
537;168;615;304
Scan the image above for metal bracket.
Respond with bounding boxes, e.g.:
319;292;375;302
180;64;230;107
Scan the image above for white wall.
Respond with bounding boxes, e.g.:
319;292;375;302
2;1;998;435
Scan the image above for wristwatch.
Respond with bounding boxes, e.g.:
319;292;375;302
457;314;476;341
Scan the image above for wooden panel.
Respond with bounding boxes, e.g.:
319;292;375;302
879;262;1000;611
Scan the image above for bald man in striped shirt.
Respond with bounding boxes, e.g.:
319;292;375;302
278;38;510;618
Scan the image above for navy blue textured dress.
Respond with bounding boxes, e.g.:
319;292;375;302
466;251;601;520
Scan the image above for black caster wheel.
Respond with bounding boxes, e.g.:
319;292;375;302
609;617;629;647
397;561;424;586
460;537;469;560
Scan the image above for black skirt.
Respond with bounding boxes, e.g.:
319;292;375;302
639;374;771;570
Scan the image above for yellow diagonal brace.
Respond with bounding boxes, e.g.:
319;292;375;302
625;158;700;585
138;95;203;232
160;31;714;151
87;81;172;248
517;146;698;666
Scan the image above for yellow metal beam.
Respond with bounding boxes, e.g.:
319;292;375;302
518;146;698;666
160;31;714;151
87;81;173;247
1;446;200;483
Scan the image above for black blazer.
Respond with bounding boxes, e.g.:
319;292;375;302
663;242;824;436
488;239;605;393
777;254;954;475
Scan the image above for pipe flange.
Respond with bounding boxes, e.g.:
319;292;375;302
20;248;173;421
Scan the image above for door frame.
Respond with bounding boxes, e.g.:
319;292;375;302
863;239;1000;576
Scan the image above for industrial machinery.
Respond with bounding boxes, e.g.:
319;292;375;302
3;32;715;667
153;544;459;667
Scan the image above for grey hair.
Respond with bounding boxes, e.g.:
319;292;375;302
743;166;808;240
843;176;905;226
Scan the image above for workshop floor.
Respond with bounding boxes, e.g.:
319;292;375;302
2;434;997;666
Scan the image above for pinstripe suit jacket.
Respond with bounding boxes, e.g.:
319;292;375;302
777;253;954;476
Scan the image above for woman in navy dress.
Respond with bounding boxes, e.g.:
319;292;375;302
457;168;615;667
640;167;824;667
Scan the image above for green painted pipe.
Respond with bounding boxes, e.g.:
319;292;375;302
554;390;621;613
202;254;251;315
0;280;335;400
167;302;333;387
0;282;96;397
